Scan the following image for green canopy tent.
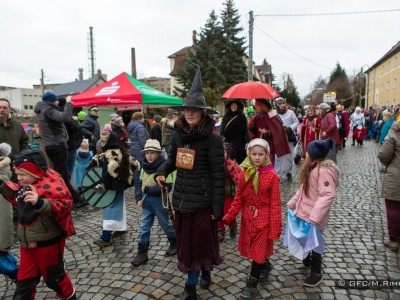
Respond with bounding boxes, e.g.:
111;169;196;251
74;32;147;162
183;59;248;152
72;72;182;109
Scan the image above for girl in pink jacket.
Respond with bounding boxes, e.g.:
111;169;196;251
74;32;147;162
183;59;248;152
283;138;339;288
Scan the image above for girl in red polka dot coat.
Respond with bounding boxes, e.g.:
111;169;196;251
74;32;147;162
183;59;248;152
223;138;282;300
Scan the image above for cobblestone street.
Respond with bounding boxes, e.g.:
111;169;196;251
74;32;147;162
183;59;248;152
1;141;400;299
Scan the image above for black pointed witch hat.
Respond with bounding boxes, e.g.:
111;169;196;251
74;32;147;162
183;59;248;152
182;67;207;109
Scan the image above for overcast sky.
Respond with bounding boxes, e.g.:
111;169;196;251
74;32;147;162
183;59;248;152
1;0;399;97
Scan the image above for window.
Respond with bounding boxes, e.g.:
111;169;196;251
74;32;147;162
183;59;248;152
388;61;391;71
24;105;28;109
23;94;27;96
387;81;390;90
394;78;398;89
29;105;33;109
382;64;385;73
395;56;398;67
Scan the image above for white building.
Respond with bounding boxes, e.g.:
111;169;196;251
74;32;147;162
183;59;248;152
0;88;50;115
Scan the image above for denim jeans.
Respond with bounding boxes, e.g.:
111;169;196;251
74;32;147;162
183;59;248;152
139;195;175;245
66;149;77;183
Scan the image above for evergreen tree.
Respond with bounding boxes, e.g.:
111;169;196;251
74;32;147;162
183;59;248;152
279;73;300;107
220;0;247;91
328;62;351;101
175;10;225;102
175;0;248;105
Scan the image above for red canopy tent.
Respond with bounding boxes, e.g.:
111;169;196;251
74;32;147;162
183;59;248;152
72;72;182;108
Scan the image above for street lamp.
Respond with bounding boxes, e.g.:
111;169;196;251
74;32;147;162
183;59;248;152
359;64;370;108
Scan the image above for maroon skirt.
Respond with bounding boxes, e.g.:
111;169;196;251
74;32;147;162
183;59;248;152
385;199;400;241
175;209;223;274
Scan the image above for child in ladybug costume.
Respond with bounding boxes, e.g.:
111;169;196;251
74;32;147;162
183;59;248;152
0;149;76;300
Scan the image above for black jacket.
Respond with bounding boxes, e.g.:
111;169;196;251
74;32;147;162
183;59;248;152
151;123;162;145
80;114;100;148
156;116;225;219
65;118;81;150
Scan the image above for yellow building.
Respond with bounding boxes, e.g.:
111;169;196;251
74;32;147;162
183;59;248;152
366;41;400;108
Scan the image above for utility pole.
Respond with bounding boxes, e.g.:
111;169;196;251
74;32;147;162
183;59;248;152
248;11;254;82
40;69;45;95
358;68;362;108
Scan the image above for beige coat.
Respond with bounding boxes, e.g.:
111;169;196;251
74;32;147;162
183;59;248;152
378;121;400;201
0;157;13;251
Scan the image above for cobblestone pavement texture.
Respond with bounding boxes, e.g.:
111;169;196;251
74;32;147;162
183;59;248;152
1;141;400;299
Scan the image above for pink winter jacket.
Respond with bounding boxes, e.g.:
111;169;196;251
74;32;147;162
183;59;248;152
287;160;339;231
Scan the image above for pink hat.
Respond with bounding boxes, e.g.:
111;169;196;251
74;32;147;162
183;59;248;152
103;124;112;132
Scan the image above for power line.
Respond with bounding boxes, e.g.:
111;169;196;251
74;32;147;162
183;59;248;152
254;25;331;70
255;8;400;17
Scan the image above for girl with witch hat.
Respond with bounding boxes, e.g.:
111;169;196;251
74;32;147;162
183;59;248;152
156;67;225;299
223;138;282;300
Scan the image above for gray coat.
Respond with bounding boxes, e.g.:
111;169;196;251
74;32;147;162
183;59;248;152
34;101;73;147
378;121;400;201
127;120;149;162
0;157;13;251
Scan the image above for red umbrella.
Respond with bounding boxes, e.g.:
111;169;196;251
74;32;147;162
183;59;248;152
222;81;280;100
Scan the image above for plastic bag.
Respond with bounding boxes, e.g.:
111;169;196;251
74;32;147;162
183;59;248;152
0;251;19;278
294;142;303;156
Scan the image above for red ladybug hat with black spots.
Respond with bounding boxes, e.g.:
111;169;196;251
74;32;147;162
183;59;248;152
14;149;48;178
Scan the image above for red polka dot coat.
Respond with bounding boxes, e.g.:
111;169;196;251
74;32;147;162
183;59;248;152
223;168;282;264
2;169;75;237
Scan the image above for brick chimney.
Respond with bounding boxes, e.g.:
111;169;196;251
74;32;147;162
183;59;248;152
131;48;137;78
78;68;84;81
192;30;197;47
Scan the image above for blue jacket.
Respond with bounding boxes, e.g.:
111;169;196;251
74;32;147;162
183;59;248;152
127;120;149;162
379;118;395;144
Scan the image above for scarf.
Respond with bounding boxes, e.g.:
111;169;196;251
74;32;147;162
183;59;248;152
240;156;273;194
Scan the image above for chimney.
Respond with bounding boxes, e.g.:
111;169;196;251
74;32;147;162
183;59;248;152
78;68;84;81
131;48;137;78
192;30;197;47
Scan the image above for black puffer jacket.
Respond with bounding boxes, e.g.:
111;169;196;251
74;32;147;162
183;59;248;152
156;116;225;219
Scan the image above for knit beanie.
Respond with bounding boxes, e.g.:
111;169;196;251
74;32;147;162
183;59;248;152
154;115;162;123
103;124;112;132
0;143;12;157
109;113;119;120
42;92;58;103
14;149;48;178
307;139;334;160
77;111;87;121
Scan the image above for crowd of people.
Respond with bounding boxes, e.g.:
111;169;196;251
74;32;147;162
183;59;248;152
0;74;399;299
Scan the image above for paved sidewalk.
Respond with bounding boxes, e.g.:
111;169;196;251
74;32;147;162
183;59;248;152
1;141;400;299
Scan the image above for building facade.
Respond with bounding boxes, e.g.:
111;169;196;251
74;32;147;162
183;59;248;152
366;41;400;108
140;77;171;94
0;88;50;115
